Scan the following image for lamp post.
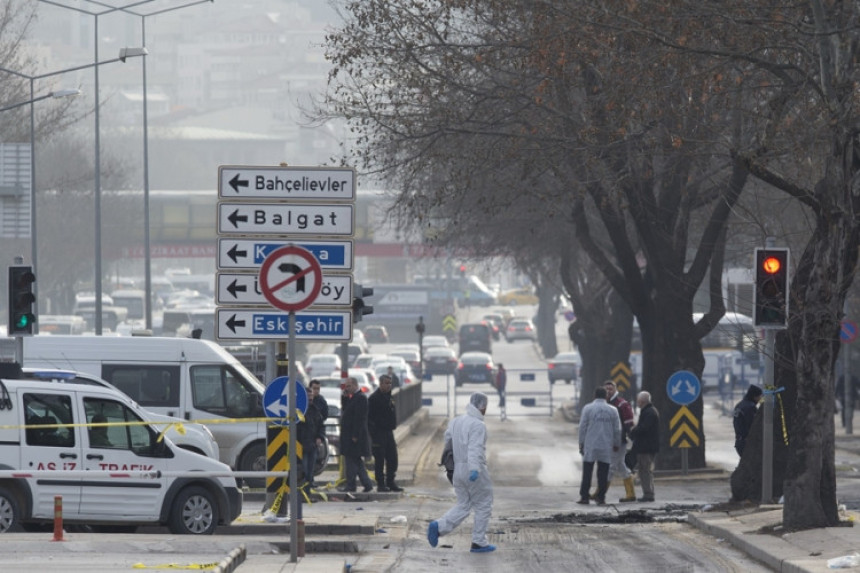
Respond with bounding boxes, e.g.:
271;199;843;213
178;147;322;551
1;45;150;327
0;82;79;332
38;0;154;334
118;0;214;330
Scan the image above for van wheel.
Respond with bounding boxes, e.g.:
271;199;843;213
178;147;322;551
168;486;218;535
0;486;22;533
239;442;267;489
314;436;330;476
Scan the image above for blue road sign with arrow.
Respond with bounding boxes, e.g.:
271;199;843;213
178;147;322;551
263;376;308;426
666;370;701;406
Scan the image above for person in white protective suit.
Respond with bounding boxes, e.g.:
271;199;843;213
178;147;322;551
427;392;496;553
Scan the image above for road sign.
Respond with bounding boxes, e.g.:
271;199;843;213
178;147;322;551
669;406;701;448
258;245;323;312
217;203;354;236
218;165;355;201
216;308;352;341
666;370;701;406
217;271;352;307
842;319;859;344
263;376;308;425
442;314;457;334
217;238;354;271
611;361;632;392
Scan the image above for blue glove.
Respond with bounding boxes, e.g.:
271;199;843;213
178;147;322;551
469;470;479;482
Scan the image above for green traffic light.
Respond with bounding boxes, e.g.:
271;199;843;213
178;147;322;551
13;313;34;330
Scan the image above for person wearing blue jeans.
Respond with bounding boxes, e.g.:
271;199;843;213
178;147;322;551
427;392;496;553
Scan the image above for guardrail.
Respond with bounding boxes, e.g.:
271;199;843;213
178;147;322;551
393;380;423;425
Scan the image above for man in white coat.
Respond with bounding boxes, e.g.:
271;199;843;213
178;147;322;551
578;386;621;505
427;392;496;553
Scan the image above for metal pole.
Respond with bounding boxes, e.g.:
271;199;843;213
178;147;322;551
29;78;38;331
288;312;298;563
762;328;775;503
141;16;152;330
846;343;854;434
94;14;103;335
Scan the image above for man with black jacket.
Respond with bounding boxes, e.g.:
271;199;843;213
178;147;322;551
630;391;660;502
368;374;402;492
339;376;374;492
298;379;328;489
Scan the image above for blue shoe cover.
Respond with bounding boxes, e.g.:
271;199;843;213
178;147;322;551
427;521;439;547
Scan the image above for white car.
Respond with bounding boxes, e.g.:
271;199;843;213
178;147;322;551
19;368;219;460
422;335;450;350
306;353;342;377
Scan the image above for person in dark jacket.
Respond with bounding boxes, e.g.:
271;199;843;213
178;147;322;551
298;379;328;489
339;376;374;492
630;391;660;502
368;374;402;492
733;384;763;455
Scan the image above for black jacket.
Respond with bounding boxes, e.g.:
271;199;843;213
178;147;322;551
630;403;660;455
297;394;328;448
733;396;759;454
340;391;371;457
367;389;397;439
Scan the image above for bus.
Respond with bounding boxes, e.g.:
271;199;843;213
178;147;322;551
363;284;448;342
629;312;761;393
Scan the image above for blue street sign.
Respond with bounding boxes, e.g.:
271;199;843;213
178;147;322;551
263;376;308;425
841;319;858;344
666;370;701;406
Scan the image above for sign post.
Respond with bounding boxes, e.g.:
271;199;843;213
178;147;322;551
666;370;702;476
259;245;320;564
841;319;857;435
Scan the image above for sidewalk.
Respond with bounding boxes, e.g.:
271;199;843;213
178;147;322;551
685;418;860;572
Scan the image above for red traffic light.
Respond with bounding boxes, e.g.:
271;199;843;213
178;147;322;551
762;256;782;275
459;265;466;272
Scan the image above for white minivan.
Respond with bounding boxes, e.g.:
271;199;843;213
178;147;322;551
0;378;242;534
23;335;269;486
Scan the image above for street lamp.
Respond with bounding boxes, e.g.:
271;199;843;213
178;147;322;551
0;45;146;328
118;0;214;330
38;0;155;334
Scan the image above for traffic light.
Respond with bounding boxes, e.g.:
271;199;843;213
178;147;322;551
754;248;789;328
352;283;374;323
8;265;36;336
458;264;466;277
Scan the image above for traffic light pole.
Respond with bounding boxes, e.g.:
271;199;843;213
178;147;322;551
762;328;775;503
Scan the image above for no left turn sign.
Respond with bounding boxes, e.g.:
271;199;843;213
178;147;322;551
259;245;323;312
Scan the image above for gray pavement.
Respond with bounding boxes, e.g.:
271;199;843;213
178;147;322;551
6;395;860;571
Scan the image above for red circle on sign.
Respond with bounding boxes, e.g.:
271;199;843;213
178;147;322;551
258;245;323;312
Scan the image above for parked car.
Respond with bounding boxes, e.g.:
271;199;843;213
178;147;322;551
547;351;581;384
353;353;386;369
423;347;458;376
306;353;342;377
329;343;365;367
363;325;389;343
455;352;496;386
506;318;537;342
497;287;539;306
458;323;492;355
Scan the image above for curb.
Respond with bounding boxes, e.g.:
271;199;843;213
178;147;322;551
212;544;246;573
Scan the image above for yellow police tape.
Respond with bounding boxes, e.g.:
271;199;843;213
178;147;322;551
0;411;306;443
131;562;220;570
764;385;790;446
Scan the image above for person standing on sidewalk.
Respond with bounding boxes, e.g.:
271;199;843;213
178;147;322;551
604;380;636;502
298;379;328;490
495;363;507;421
427;392;496;554
368;374;403;492
630;391;660;502
339;376;374;493
733;384;763;455
577;386;621;505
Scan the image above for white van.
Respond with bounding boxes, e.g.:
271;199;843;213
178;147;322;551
0;378;242;534
20;367;219;460
22;335;269;486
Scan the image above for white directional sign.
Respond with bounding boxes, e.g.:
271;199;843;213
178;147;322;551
217;203;354;236
218;165;355;201
216;308;352;341
217;272;353;307
217;238;354;271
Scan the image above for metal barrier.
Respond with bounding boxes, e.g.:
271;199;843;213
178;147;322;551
393;380;423;426
421;368;556;417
